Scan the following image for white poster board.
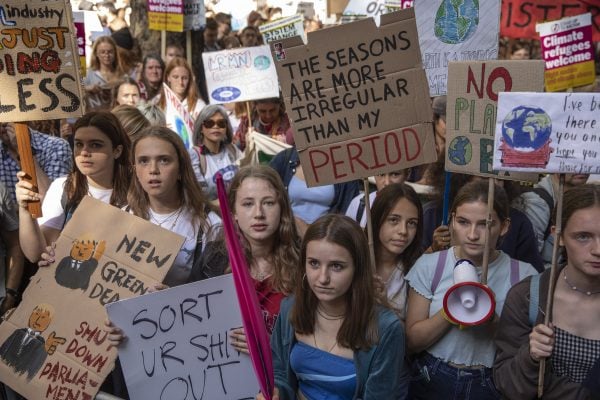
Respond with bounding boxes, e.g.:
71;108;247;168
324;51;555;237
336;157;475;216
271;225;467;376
163;83;195;149
259;15;305;43
106;275;260;400
203;46;280;104
415;0;500;96
343;0;387;18
493;92;600;174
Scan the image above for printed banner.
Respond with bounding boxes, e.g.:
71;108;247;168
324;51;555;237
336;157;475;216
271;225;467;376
493;92;600;174
445;60;544;181
0;197;183;399
203;46;279;104
183;0;205;31
163;83;195;149
106;275;260;400
537;13;596;92
272;9;436;187
415;0;500;96
72;11;87;76
385;0;414;12
148;0;184;32
0;0;84;122
501;0;600;42
259;14;305;43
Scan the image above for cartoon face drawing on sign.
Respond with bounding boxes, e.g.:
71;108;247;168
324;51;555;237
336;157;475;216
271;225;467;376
0;304;66;381
55;239;106;290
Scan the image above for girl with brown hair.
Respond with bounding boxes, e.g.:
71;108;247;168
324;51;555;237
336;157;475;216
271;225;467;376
84;36;125;111
262;214;408;400
159;57;206;120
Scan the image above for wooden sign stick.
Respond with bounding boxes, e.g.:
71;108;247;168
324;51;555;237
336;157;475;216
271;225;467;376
480;178;495;285
363;178;376;273
538;173;565;398
14;122;42;218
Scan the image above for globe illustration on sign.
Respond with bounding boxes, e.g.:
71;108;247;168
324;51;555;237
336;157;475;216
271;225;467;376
501;106;551;152
434;0;479;44
448;136;472;166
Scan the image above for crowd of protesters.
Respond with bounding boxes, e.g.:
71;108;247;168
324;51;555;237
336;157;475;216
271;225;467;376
1;2;600;400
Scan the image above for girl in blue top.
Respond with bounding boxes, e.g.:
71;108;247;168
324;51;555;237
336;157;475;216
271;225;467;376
405;179;537;399
261;214;409;400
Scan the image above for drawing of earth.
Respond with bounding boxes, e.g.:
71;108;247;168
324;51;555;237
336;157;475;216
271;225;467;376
435;0;479;44
448;136;472;165
501;106;552;152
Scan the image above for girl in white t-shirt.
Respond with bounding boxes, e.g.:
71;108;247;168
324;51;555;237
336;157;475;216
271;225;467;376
125;126;221;287
370;183;423;322
405;179;537;400
16;111;131;263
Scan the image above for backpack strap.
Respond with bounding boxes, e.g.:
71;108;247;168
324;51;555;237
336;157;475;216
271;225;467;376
431;249;448;294
532;187;554;240
356;194;366;224
528;274;541;326
510;258;520;286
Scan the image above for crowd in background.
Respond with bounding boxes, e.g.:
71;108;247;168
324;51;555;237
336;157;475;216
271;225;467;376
1;1;600;399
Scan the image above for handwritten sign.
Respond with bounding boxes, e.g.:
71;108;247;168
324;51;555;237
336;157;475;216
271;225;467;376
537;13;596;92
445;60;544;181
259;15;305;44
106;275;260;400
202;46;279;104
163;83;194;148
273;9;436;187
343;0;387;18
493;92;600;174
501;0;600;42
415;0;500;96
0;0;83;122
0;197;184;399
148;0;184;32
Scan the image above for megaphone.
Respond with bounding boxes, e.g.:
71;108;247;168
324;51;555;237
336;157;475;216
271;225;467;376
442;259;495;326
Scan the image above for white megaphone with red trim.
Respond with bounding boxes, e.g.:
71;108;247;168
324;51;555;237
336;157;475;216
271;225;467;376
442;259;495;326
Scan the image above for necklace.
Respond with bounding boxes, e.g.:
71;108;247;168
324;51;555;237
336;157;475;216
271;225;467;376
316;306;345;321
313;327;337;353
563;269;600;296
150;208;183;230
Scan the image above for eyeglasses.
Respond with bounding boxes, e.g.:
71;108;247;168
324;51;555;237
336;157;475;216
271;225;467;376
203;120;227;129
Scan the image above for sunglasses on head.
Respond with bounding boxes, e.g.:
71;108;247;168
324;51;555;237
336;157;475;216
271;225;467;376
203;119;227;129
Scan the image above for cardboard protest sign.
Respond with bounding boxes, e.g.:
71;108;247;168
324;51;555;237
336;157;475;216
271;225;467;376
0;197;184;399
183;0;205;31
501;0;600;42
273;9;436;187
148;0;184;32
106;275;260;400
445;60;544;181
537;13;596;92
0;0;84;122
259;14;305;44
163;83;195;148
493;92;600;174
415;0;500;96
203;46;279;104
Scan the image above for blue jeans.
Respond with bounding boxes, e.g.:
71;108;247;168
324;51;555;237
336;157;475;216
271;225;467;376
409;353;501;400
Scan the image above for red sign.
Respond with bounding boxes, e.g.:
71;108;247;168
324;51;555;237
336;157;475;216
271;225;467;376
501;0;600;42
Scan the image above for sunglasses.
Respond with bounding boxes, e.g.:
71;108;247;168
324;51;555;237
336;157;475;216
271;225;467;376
203;119;227;129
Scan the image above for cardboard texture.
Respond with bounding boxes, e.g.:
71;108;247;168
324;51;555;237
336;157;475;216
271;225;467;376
163;83;194;148
203;46;280;104
259;14;305;43
0;0;84;122
537;13;596;92
501;0;600;42
0;197;184;399
493;92;600;174
415;0;500;96
273;9;436;187
445;60;544;182
106;275;260;399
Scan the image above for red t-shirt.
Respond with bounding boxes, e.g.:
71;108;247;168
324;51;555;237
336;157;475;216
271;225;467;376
253;278;285;334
